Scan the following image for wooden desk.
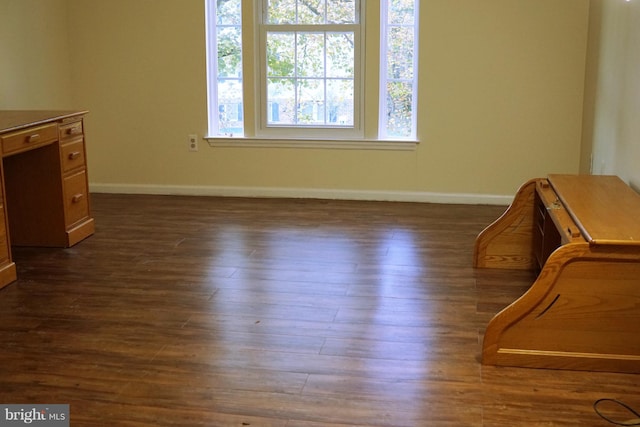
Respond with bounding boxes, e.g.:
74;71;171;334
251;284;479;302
474;174;640;373
0;111;95;289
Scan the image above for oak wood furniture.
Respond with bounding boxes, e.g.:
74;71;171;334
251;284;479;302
474;174;640;373
0;110;94;289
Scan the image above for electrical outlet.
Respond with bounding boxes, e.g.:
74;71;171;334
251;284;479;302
188;134;198;152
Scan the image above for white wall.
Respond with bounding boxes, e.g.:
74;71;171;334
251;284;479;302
589;0;640;191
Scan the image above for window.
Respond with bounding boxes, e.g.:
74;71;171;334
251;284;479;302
206;0;243;137
379;0;418;139
263;1;359;133
206;0;418;142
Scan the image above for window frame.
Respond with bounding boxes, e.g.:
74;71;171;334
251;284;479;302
205;0;244;137
378;0;419;140
205;0;419;146
254;1;364;139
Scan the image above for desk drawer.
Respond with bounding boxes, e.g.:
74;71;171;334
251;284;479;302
59;121;83;141
63;170;90;227
1;123;58;155
61;139;86;173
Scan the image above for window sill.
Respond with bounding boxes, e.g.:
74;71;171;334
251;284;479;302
204;136;419;151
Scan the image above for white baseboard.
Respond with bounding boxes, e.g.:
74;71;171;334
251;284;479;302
89;183;512;205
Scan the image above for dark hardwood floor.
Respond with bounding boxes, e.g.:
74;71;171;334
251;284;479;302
0;194;638;426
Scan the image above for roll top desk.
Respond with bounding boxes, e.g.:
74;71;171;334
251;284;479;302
474;174;640;373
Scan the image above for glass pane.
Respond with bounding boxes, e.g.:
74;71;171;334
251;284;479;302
389;0;414;25
387;27;414;80
297;79;325;124
268;0;356;25
327;0;356;24
326;33;354;78
297;33;325;78
386;82;413;138
217;79;243;135
267;78;296;124
217;27;242;78
298;0;325;24
266;0;296;24
327;79;354;126
267;32;295;77
216;0;242;25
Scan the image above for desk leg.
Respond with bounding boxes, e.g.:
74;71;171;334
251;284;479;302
0;216;16;289
0;262;17;290
474;178;538;270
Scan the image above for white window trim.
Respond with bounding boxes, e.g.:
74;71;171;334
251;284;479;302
204;0;219;136
205;136;417;151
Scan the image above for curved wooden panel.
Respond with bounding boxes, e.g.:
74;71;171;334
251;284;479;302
482;243;640;373
473;178;538;269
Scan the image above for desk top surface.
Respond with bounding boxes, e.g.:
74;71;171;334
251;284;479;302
0;110;87;134
548;174;640;246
